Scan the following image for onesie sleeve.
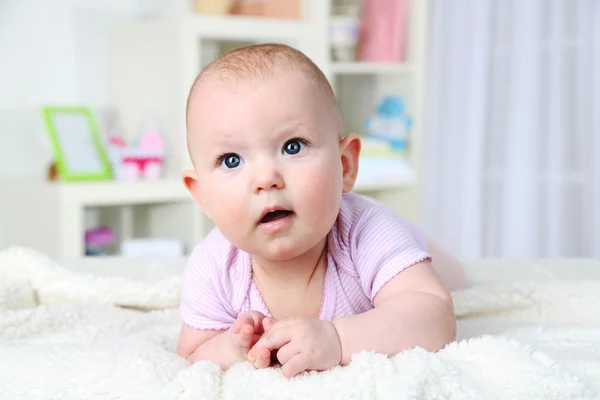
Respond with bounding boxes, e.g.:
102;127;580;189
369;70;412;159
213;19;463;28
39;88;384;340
179;242;237;330
350;206;431;303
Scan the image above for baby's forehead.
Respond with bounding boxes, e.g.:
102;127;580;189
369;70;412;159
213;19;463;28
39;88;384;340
189;65;317;104
187;68;329;130
191;79;320;135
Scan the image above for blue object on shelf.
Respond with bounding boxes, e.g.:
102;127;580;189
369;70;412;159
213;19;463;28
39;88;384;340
365;95;413;151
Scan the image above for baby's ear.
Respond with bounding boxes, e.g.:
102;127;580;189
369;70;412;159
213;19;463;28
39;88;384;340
339;133;361;193
182;170;208;215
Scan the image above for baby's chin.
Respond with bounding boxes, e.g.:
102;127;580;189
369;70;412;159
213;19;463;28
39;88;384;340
242;237;322;262
250;244;305;262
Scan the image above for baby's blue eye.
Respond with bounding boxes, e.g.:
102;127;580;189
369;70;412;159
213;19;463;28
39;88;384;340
283;139;307;155
221;154;242;169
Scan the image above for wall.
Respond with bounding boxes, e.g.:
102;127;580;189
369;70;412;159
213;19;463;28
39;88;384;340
0;0;190;247
0;0;187;180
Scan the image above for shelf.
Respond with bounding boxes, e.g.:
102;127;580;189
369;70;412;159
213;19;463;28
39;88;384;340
331;62;413;75
186;14;309;41
118;14;310;42
41;180;190;207
353;157;416;192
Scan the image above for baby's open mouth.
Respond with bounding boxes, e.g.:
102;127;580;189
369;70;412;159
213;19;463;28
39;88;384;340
260;210;293;224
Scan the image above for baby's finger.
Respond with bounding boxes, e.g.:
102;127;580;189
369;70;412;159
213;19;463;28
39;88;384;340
274;342;300;365
281;353;311;379
246;311;268;332
262;317;275;332
237;324;254;348
234;313;256;333
253;327;292;352
251;347;271;369
245;332;263;350
232;315;252;334
231;319;242;334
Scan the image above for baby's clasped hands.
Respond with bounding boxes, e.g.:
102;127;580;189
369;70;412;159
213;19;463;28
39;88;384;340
229;311;272;363
248;316;343;378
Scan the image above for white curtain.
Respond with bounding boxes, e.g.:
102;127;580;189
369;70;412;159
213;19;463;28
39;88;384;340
424;0;600;259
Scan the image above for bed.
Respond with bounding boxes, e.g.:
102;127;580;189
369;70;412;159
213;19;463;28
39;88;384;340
0;246;599;399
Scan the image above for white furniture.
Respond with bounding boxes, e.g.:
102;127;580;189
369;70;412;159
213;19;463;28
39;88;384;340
0;180;197;258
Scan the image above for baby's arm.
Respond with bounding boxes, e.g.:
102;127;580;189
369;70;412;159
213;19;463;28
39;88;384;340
177;326;226;362
177;311;271;370
426;236;467;292
332;261;455;365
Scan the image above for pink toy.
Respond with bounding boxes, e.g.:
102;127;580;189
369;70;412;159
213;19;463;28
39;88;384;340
108;137;126;148
357;0;409;63
85;226;115;247
138;128;164;150
107;125;166;181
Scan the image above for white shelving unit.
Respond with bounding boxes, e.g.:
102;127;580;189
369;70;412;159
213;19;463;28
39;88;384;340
0;0;429;258
0;180;197;258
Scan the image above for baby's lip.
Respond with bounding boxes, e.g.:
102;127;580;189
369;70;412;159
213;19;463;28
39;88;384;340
258;205;292;223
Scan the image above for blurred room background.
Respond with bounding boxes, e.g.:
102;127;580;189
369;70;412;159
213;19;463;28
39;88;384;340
0;0;598;261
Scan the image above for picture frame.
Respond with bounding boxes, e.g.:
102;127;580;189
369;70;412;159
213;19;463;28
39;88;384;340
42;106;113;181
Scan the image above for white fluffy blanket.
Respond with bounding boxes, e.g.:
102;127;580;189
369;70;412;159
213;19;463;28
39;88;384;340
1;247;599;399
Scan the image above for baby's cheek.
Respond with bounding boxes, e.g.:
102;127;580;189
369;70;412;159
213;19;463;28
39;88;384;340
206;182;247;226
312;158;342;194
306;179;335;204
215;194;246;223
296;161;342;213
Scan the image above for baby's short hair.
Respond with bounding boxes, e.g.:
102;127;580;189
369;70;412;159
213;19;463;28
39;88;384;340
186;43;337;122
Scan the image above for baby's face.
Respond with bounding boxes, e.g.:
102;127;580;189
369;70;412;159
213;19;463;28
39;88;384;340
186;72;349;260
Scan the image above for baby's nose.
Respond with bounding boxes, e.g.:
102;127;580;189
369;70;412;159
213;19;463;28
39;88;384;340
252;164;285;193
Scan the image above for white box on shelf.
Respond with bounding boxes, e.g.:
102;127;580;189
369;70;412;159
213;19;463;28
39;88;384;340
354;157;416;192
121;238;184;258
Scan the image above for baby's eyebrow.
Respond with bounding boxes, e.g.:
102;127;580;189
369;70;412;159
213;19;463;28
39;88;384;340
271;121;312;140
209;129;248;146
196;139;245;161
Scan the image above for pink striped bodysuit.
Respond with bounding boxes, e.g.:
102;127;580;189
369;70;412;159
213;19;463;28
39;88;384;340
179;192;431;330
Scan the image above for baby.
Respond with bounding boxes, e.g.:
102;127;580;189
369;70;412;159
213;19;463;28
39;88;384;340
177;43;465;378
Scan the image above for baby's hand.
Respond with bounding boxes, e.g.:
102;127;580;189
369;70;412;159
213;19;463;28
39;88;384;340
248;316;342;378
229;311;270;362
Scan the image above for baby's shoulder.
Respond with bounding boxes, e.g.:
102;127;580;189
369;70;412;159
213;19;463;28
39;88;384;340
187;228;249;280
337;192;407;229
333;192;426;248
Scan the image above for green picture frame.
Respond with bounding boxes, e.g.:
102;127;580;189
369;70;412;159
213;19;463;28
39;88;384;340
42;106;113;182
